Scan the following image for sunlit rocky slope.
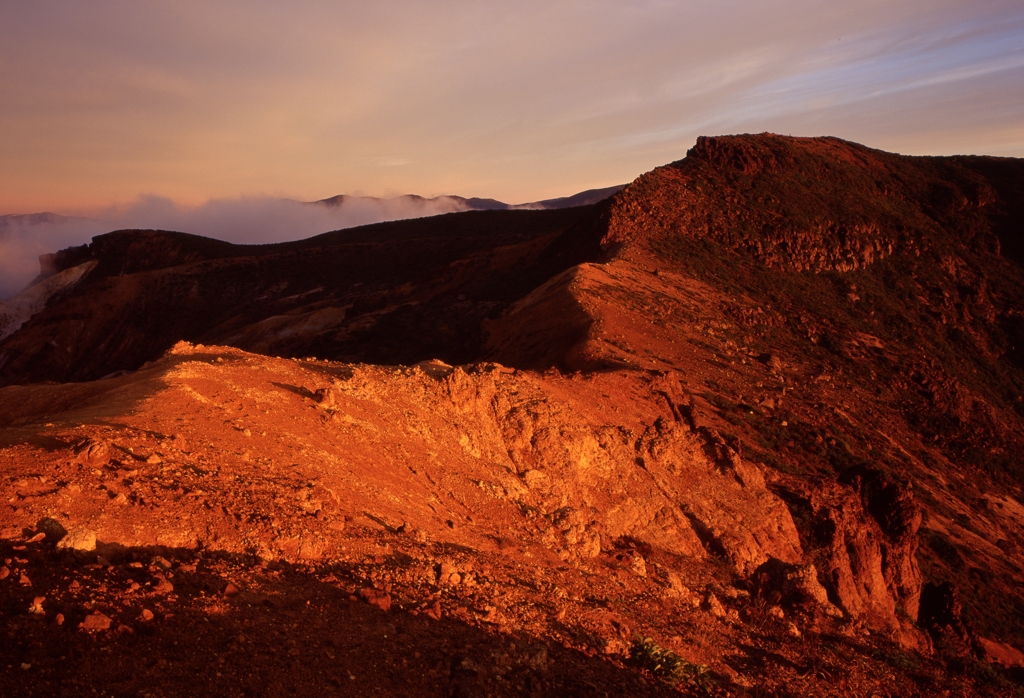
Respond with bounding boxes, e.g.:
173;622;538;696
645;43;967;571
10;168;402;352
1;135;1023;696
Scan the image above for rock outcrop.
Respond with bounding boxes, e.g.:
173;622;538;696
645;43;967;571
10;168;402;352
771;473;926;646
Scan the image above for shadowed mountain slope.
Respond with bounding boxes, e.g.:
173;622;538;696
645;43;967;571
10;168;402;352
0;206;606;385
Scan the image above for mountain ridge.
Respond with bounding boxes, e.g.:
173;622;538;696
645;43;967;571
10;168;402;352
1;134;1023;695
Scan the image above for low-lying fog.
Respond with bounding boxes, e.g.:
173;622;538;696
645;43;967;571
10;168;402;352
0;194;474;299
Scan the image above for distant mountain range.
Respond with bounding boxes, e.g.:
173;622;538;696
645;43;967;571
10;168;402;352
0;211;103;230
0;185;626;299
312;185;625;212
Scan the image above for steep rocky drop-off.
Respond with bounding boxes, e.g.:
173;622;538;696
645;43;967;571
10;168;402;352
486;134;1024;653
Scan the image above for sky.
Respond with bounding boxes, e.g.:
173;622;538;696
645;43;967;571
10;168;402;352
1;0;1022;217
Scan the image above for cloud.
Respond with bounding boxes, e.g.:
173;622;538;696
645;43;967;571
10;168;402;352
93;194;471;244
3;1;1022;213
0;215;110;299
0;194;474;299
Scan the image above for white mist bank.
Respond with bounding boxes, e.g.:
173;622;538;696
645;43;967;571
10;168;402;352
0;215;112;300
0;194;474;299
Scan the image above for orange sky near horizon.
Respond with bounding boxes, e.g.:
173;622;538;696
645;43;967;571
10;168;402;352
2;0;1023;215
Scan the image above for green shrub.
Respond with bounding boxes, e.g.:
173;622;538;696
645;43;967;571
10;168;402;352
628;637;716;694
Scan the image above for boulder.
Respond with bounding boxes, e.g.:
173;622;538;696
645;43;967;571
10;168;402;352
57;528;97;552
749;557;841;616
35;517;68;544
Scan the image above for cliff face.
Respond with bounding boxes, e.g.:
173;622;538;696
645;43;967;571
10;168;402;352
484;134;1024;649
1;135;1024;693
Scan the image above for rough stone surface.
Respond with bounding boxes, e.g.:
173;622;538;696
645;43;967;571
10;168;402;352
57;528;97;552
81;612;112;631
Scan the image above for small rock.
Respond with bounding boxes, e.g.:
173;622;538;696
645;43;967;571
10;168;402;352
786;622;801;638
140;609;154;622
358;588;391;612
20;663;31;670
313;387;336;409
28;597;45;615
438;561;459;586
74;439;110;465
82;612;112;631
703;592;726;618
19;574;31;587
663;571;690;598
223;582;240;597
768;605;785;620
757;353;783;372
602;638;628;656
112;493;128;505
57;528;97;552
630;555;647;577
424;600;442;620
26;532;46;543
152;578;174;595
151;556;172;571
54;613;64;626
0;566;9;580
146;453;162;464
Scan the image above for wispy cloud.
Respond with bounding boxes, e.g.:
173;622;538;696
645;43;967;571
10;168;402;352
1;1;1021;211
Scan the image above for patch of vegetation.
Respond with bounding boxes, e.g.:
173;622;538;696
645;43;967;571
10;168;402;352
871;645;921;673
945;655;1024;697
628;637;716;694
